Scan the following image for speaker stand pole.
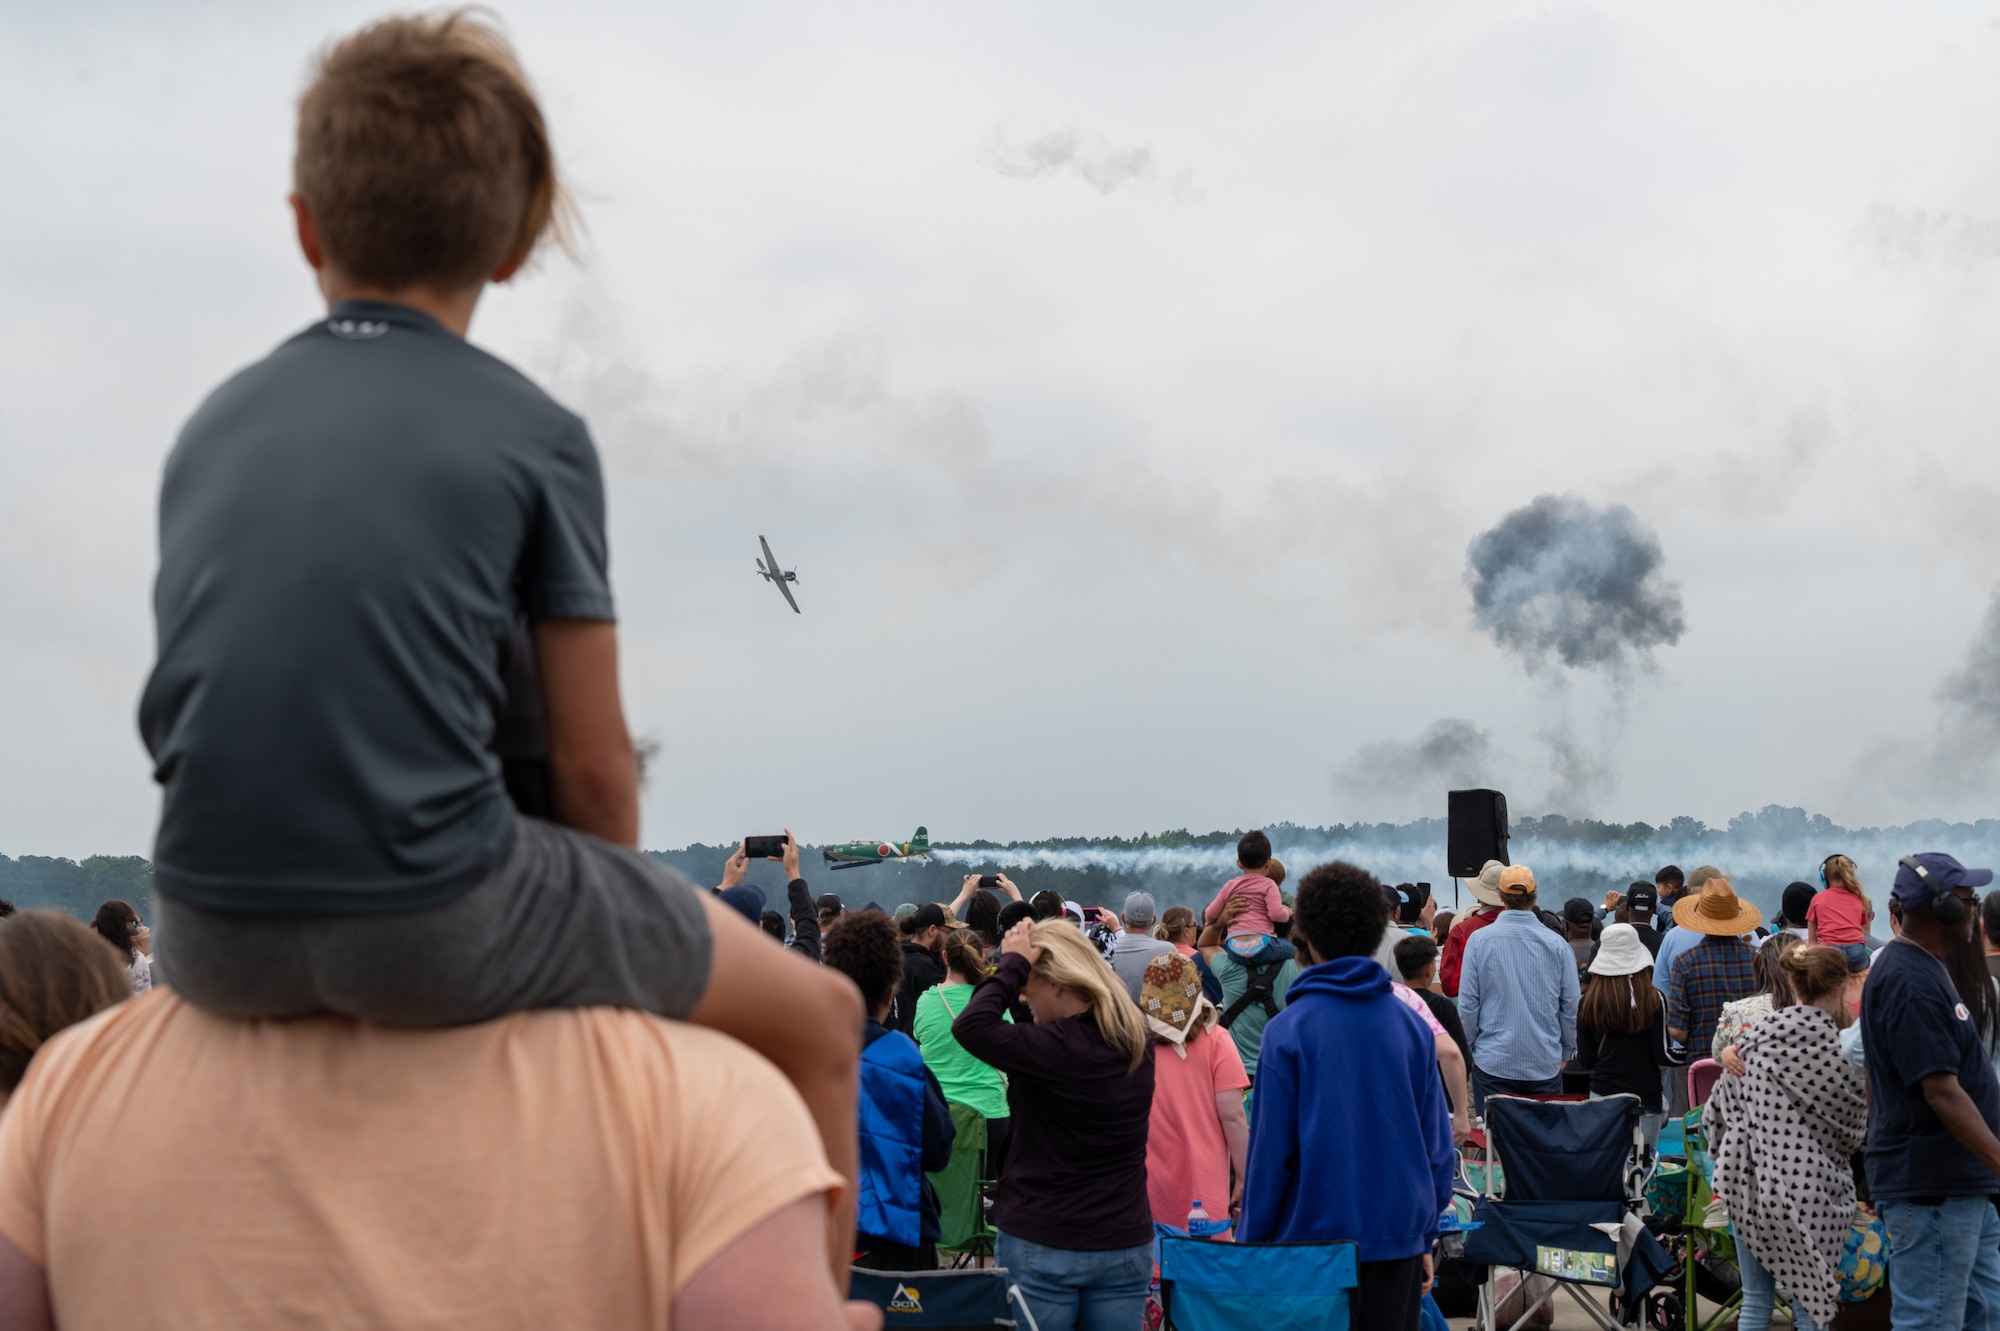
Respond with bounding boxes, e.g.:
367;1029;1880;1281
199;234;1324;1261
1453;877;1460;909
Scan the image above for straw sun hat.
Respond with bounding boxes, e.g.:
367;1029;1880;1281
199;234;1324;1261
1671;876;1763;936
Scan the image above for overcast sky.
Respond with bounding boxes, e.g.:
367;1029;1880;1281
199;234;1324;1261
8;1;2000;857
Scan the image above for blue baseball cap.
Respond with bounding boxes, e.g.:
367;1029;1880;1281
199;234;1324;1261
716;884;765;925
1891;853;1993;910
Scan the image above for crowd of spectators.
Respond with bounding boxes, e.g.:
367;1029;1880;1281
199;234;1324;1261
736;840;2000;1331
11;787;2000;1331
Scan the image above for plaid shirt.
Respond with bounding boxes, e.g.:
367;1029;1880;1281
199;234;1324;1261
1667;934;1758;1054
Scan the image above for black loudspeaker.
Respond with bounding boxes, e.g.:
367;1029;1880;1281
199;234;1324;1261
1447;789;1510;878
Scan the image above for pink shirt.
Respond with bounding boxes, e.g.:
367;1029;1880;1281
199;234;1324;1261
1203;875;1293;938
1146;1025;1251;1232
1391;982;1449;1040
1807;888;1868;945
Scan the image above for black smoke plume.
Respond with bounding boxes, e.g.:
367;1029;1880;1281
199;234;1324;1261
1335;718;1494;815
1465;494;1685;675
1939;590;2000;747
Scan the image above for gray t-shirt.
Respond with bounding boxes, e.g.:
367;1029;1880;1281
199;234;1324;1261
139;301;613;914
1110;933;1177;1000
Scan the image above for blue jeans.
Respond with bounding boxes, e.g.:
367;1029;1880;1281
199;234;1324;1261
996;1231;1152;1331
1733;1226;1823;1331
1880;1195;2000;1331
1471;1068;1563;1114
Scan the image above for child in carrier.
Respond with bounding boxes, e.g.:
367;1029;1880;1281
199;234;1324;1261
1204;831;1294;941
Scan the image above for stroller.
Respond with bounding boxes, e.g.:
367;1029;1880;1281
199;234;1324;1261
1458;1092;1676;1330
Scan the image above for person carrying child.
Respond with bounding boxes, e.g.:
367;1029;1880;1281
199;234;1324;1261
134;10;861;1270
1203;831;1293;940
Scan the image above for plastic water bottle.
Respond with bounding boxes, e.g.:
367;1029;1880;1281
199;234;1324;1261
1187;1198;1216;1238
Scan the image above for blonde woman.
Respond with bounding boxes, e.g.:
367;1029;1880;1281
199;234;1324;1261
953;918;1155;1331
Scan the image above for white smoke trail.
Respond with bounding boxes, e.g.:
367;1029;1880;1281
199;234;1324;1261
935;823;2000;916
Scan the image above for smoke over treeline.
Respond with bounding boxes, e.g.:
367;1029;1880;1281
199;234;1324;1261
14;805;1991;927
644;805;2000;920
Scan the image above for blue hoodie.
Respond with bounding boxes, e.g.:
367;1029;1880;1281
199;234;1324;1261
1239;954;1455;1260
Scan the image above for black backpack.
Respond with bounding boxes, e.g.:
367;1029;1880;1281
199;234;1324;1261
1219;958;1286;1029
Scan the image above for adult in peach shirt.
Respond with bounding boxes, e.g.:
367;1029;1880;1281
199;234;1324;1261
0;990;881;1331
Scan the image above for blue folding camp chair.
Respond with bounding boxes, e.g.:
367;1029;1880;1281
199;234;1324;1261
851;1265;1035;1330
1157;1234;1358;1331
1460;1093;1675;1331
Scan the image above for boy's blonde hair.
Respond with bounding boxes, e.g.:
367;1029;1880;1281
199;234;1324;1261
295;10;570;291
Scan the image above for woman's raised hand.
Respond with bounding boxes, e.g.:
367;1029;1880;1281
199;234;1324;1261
1001;919;1043;965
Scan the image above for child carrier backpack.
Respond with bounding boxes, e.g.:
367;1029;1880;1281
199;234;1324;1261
1220;959;1285;1029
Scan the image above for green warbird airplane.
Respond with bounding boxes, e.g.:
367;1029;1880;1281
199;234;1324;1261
822;827;931;871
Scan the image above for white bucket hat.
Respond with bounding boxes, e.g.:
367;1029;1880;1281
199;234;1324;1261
1587;923;1652;978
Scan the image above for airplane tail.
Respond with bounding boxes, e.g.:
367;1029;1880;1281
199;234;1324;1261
910;826;929;852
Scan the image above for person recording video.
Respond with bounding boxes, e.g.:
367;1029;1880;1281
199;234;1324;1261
718;831;821;963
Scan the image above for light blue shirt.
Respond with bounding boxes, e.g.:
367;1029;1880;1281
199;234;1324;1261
1652;924;1697;995
1458;908;1580;1081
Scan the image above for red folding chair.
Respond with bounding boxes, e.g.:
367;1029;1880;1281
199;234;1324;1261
1686;1058;1722;1109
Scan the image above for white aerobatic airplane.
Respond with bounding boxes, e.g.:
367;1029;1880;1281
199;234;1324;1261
756;535;801;614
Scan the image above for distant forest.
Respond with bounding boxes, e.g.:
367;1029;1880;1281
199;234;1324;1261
0;856;153;921
14;805;2000;920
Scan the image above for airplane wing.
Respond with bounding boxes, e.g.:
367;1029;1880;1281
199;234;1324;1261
776;577;800;614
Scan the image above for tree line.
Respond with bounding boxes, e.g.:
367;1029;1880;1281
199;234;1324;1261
0;856;153;921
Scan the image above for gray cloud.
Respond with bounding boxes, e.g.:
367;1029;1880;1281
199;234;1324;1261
979;124;1194;199
19;2;2000;855
1848;587;2000;803
518;286;1457;616
1938;591;2000;741
1867;588;2000;802
1466;494;1685;676
1534;721;1618;817
1335;718;1495;812
1854;205;2000;270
